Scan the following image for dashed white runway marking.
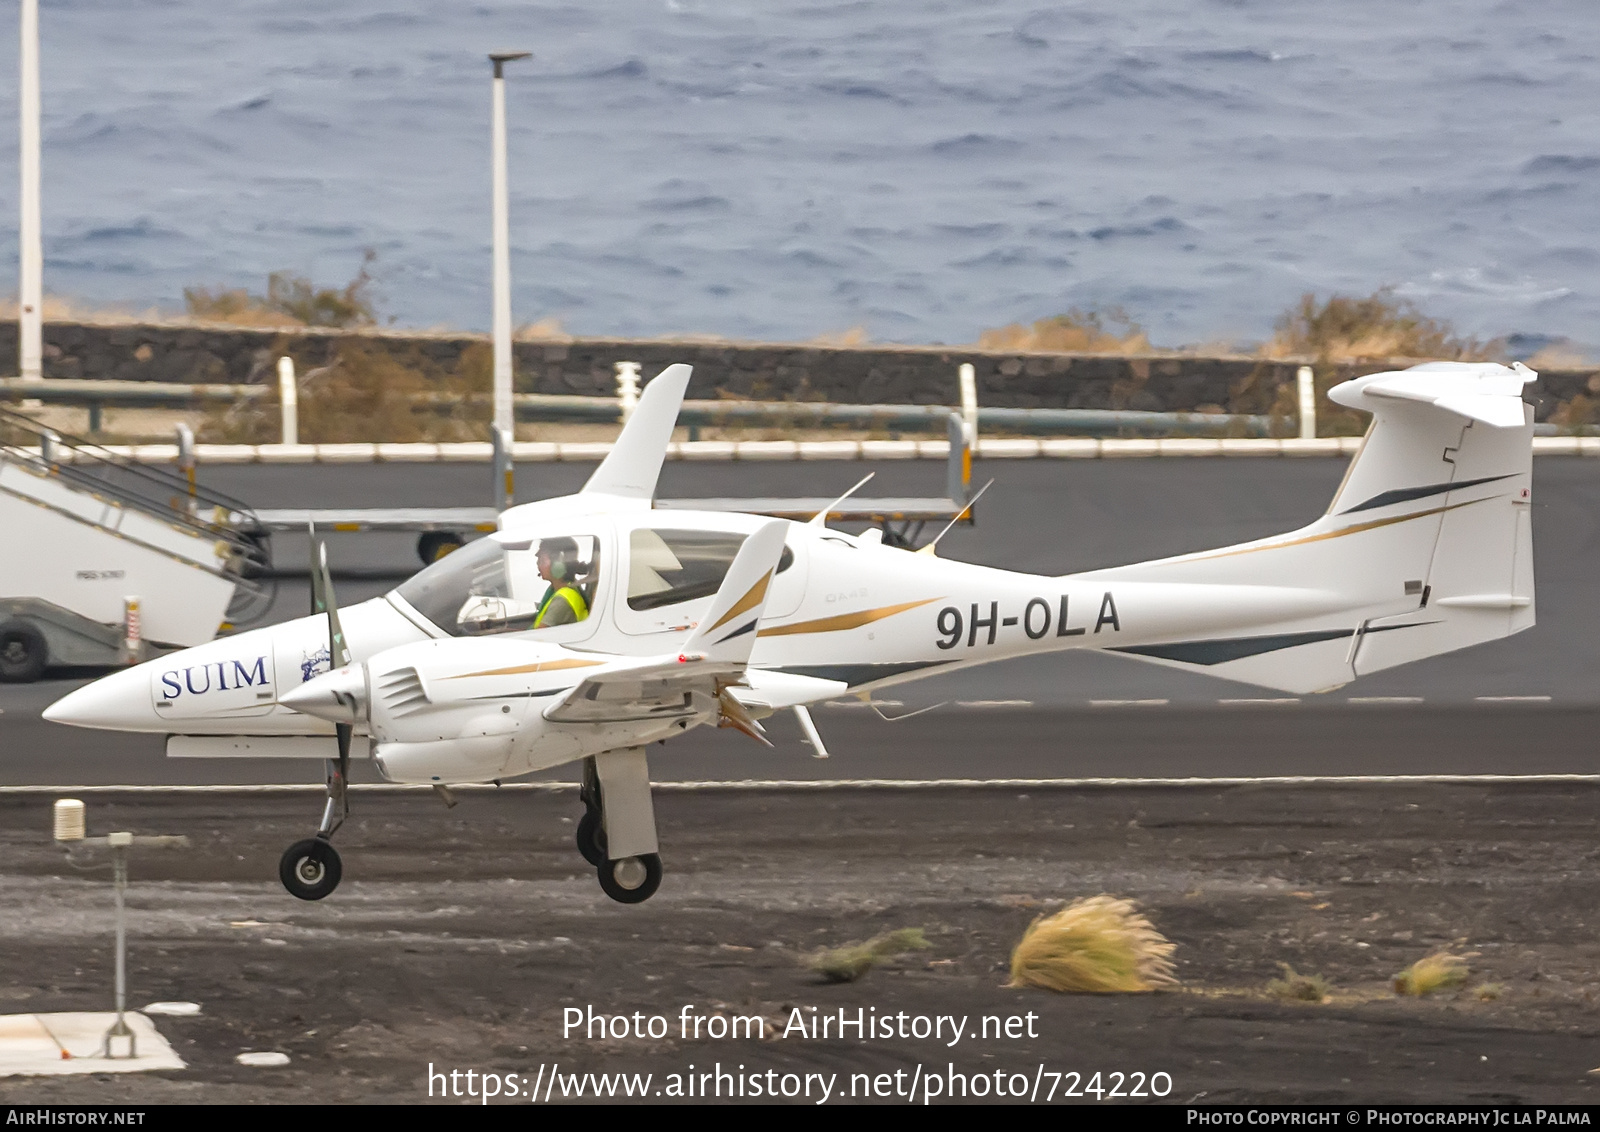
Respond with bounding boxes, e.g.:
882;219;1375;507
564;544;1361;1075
1217;698;1301;705
1089;698;1170;707
1474;695;1553;703
1347;696;1425;704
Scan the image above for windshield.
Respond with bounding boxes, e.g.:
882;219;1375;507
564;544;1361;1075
393;533;601;637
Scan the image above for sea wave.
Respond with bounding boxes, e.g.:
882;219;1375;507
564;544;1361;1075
0;0;1592;349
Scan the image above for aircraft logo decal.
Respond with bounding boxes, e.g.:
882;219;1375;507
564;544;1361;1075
301;646;331;683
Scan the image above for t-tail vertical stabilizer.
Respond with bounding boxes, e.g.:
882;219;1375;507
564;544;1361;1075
1080;361;1536;694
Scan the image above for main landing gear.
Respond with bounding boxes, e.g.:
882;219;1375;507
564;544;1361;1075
579;752;663;904
279;755;348;901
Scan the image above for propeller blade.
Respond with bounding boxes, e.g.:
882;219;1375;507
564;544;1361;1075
312;536;351;667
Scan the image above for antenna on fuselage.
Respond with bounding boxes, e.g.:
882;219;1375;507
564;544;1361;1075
916;478;994;556
808;472;875;528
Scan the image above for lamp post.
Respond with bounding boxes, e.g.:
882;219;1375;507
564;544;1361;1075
489;51;530;442
19;0;42;382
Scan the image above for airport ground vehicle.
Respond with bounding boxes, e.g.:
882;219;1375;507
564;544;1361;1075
0;409;267;681
45;361;1538;904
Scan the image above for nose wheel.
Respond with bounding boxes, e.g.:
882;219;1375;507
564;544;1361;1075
279;837;342;900
280;754;349;901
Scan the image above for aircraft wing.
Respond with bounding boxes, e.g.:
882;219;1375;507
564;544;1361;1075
250;507;499;533
543;520;792;727
540;655;738;724
655;497;971;523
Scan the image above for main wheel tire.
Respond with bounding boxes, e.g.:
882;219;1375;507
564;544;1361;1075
0;620;48;683
576;810;606;867
417;531;466;565
279;838;342;901
597;853;662;904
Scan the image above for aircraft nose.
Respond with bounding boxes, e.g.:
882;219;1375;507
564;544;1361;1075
43;667;163;732
279;665;366;724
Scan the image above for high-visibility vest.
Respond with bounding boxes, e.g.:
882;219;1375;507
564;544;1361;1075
534;584;588;628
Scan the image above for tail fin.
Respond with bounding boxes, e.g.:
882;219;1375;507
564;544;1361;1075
581;363;691;500
1093;362;1535;693
682;520;790;665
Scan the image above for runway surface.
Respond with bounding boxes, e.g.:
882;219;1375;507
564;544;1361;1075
3;783;1597;1104
5;456;1596;786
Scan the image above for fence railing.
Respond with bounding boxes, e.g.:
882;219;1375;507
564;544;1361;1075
0;377;1276;437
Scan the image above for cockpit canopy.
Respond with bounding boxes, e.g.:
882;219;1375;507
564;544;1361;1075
393;532;601;637
389;517;797;639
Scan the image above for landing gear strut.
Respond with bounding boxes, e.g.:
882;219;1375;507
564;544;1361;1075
280;753;348;901
578;752;663;903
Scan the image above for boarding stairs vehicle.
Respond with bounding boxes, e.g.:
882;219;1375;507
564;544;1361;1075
0;407;269;681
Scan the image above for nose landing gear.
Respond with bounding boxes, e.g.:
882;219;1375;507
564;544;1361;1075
279;753;349;901
279;836;341;900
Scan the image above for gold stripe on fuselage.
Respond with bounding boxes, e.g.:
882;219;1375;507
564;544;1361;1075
446;658;605;679
1182;497;1490;563
757;597;942;637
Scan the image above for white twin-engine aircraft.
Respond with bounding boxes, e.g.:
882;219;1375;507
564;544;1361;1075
45;361;1538;904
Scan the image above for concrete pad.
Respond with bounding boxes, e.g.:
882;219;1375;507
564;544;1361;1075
0;1012;184;1076
0;1013;60;1070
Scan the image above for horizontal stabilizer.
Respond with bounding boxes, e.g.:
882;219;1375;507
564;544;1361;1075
1329;361;1535;429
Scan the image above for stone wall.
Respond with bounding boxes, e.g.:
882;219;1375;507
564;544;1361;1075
0;321;1590;423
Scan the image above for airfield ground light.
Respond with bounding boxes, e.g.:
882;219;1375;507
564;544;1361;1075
52;797;189;1058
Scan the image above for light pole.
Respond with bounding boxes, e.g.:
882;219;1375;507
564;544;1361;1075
19;0;42;382
489;51;530;442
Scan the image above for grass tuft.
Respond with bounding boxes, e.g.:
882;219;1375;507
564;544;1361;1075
1007;895;1177;994
184;250;379;329
1474;983;1503;1002
807;928;931;983
1266;963;1332;1003
1391;952;1470;996
1266;289;1488;362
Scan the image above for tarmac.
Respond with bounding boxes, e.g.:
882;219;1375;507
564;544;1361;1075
0;783;1597;1104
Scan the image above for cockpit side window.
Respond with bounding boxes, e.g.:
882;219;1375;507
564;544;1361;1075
626;529;792;612
393;533;601;637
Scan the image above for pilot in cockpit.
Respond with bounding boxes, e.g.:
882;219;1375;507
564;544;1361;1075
533;536;590;628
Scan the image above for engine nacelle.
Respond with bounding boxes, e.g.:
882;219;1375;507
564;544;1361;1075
374;737;514;784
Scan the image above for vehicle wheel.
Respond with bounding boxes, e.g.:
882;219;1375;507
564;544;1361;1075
417;531;465;565
597;853;662;904
0;620;48;683
279;838;342;901
575;809;606;866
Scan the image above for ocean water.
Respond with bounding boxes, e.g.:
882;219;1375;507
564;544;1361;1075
0;0;1596;349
